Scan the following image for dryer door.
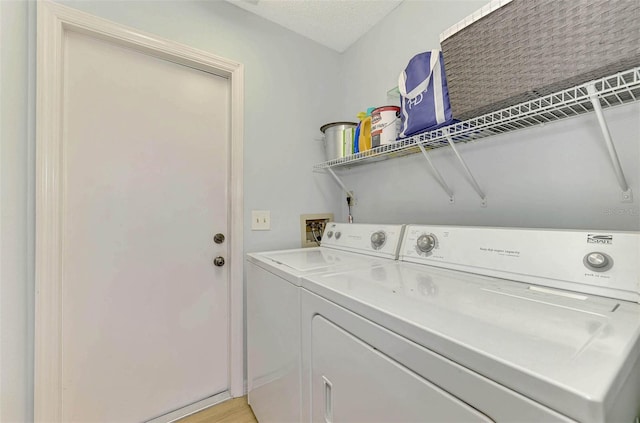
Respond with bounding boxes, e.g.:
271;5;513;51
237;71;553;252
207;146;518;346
311;315;493;423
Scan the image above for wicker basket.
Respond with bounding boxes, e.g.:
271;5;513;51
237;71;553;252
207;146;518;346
441;0;640;120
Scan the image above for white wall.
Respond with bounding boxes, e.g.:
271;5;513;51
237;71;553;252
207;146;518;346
1;1;35;422
337;0;640;230
1;1;343;421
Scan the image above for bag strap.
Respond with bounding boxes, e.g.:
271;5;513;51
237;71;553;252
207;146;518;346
398;49;440;99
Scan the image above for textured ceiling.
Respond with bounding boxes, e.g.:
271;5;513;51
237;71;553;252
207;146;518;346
224;0;404;52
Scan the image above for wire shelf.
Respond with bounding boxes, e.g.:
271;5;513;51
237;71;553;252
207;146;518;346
314;66;640;170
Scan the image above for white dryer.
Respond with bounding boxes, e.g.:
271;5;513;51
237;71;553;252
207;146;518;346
247;223;404;423
300;225;640;423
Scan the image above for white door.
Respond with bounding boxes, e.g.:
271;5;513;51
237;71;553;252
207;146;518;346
60;30;230;422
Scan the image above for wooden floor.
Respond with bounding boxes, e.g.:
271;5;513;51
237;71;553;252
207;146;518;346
178;396;257;423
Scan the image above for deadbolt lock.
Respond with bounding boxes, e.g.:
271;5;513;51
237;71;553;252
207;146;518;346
214;233;225;244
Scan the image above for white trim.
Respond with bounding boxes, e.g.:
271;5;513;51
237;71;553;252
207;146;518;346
228;34;245;400
35;1;245;421
145;391;232;423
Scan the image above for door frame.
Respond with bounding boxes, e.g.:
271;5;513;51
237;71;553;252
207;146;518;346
34;1;245;420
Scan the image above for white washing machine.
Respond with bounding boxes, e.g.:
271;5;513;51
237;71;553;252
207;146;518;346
300;225;640;423
247;223;404;423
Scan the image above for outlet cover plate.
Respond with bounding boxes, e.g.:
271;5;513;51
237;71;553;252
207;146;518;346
252;210;271;230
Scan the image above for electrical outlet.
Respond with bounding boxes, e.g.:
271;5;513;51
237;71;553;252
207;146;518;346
251;210;271;230
300;213;333;248
348;191;357;206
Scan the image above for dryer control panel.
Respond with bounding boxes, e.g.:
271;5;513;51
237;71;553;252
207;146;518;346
322;223;404;259
400;225;639;303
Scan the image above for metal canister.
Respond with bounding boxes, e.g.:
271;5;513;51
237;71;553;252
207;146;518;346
320;122;357;161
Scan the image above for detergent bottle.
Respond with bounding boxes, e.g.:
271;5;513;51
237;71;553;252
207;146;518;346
356;108;375;153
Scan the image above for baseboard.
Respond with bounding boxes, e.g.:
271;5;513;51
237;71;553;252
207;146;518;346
145;391;232;423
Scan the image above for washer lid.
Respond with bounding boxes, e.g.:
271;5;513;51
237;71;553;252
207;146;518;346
301;262;640;423
263;248;381;272
247;247;388;282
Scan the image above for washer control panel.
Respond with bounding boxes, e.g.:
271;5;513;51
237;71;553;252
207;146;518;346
400;225;639;302
321;223;404;259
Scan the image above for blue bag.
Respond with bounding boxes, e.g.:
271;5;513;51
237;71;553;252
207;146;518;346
398;50;454;138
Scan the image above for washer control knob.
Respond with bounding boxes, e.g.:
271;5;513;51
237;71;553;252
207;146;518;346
583;252;613;272
326;231;333;239
416;234;436;253
587;253;608;267
587;252;608;268
335;231;342;239
370;231;387;250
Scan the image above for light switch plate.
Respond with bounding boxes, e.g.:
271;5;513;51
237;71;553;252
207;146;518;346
251;210;271;231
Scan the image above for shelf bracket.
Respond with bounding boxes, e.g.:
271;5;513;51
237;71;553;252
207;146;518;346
326;167;352;198
444;129;487;207
418;143;455;203
587;84;633;203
